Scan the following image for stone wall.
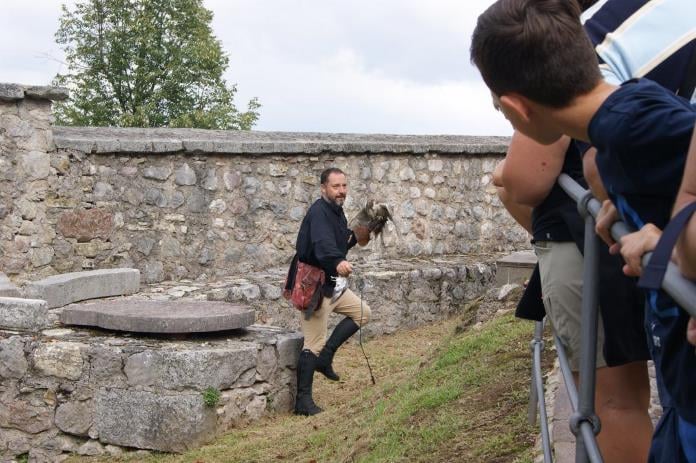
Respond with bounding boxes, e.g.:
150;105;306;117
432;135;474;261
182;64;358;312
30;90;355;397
0;84;528;285
127;256;497;336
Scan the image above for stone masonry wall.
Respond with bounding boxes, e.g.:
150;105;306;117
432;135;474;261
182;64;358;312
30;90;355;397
0;325;303;462
0;84;528;285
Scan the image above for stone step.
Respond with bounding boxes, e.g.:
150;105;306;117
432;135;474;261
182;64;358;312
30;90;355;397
0;273;20;298
61;300;255;333
495;250;536;286
24;268;140;308
0;297;55;332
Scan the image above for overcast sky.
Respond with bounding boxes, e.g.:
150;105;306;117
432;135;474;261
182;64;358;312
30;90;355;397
0;0;510;136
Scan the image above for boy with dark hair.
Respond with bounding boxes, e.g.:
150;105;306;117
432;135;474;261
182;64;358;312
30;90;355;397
495;1;696;458
471;0;696;461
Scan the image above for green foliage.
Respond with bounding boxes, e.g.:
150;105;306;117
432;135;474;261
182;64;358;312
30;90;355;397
202;386;221;407
16;454;29;463
53;0;260;129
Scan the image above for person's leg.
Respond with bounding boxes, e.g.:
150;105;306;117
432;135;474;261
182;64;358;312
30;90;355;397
295;297;332;415
316;289;371;381
536;241;651;462
591;362;652;463
592;249;653;461
300;296;333;355
332;288;371;327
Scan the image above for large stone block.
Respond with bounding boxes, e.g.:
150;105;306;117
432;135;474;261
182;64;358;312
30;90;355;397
0;297;50;331
56;208;114;242
25;268;140;308
33;341;86;380
0;428;32;457
0;337;28;379
61;300;253;333
95;388;217;452
124;344;257;390
0;397;54;434
495;250;536;286
0;273;20;297
55;399;94;436
0;83;24;101
217;385;268;428
275;332;303;367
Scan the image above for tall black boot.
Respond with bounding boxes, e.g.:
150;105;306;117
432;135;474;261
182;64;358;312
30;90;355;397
294;349;322;416
316;317;360;381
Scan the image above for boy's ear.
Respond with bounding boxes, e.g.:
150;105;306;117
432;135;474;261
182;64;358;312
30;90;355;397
500;94;532;123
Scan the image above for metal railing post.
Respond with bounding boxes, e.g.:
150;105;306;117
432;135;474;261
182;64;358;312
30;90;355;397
572;194;603;463
528;321;542;425
530;320;554;462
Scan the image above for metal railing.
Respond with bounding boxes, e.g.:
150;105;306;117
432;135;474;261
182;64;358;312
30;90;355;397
528;174;696;463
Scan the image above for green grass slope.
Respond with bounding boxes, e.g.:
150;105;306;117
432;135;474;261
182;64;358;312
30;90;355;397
70;311;549;463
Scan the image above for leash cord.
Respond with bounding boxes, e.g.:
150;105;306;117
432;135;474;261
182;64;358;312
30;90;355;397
357;275;376;385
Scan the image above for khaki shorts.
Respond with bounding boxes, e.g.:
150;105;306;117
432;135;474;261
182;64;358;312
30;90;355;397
534;241;606;371
300;288;371;355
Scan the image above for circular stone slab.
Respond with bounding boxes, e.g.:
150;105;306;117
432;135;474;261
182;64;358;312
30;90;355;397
60;300;255;333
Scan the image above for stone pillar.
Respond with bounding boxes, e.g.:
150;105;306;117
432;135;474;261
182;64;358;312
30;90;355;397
0;83;68;278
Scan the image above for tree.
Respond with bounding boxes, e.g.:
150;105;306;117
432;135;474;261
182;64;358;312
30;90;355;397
53;0;260;130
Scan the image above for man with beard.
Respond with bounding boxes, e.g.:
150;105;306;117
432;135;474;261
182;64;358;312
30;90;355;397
291;167;371;416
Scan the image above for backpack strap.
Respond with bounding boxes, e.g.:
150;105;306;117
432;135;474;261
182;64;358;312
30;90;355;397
638;202;696;290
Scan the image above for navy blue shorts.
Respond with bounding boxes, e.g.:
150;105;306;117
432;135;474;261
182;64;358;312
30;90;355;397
649;407;696;463
597;246;651;366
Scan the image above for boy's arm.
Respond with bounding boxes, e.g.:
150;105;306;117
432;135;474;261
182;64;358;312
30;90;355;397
500;131;569;207
674;128;696;280
493;160;533;233
581;147;609;201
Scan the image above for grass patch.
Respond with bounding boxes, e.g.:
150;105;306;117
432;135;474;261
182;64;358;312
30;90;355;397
68;311;551;463
202;387;221;407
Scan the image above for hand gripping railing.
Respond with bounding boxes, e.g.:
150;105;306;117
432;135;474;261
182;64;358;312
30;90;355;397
557;174;696;318
528;174;696;463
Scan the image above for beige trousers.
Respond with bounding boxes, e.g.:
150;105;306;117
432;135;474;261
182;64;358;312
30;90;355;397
300;288;371;355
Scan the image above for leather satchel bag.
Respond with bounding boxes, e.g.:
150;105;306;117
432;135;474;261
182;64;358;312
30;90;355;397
283;258;325;312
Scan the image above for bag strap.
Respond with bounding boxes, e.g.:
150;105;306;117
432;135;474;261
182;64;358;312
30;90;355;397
284;255;299;292
677;44;696;101
638;202;696;290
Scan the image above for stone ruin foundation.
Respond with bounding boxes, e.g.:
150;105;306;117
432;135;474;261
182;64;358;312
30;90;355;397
0;83;529;462
0;255;498;462
0;268;304;462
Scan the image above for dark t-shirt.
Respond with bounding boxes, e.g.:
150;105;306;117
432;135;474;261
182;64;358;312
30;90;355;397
589;79;695;230
530;143;585;243
589;78;696;423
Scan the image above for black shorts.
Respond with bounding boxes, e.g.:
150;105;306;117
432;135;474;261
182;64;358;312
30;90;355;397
597;245;650;366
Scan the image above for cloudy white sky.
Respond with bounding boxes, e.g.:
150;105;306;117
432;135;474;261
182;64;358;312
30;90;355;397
0;0;510;136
